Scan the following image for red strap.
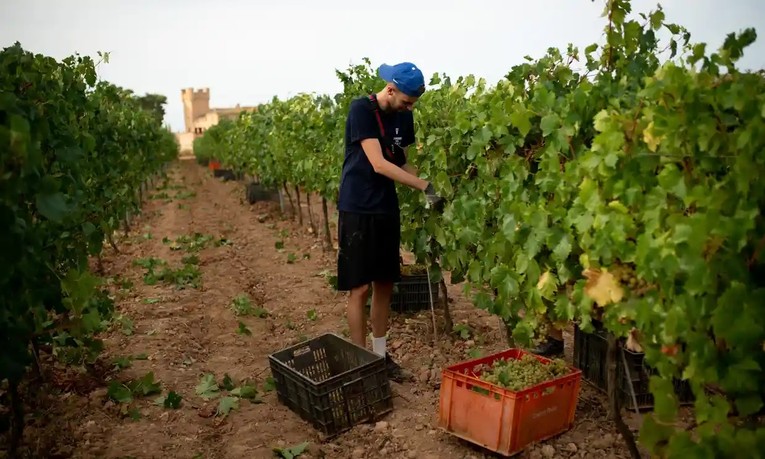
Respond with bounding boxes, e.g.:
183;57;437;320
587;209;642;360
368;94;395;160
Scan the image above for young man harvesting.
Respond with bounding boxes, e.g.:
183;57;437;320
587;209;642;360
336;62;442;382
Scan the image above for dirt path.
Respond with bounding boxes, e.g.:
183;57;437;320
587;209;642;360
18;159;637;459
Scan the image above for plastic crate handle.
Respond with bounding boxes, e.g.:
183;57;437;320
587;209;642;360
464;379;502;401
343;377;363;388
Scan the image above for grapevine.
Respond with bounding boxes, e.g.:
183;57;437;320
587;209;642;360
0;42;176;452
196;1;765;456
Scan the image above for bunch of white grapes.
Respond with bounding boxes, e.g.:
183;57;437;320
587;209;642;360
477;354;570;391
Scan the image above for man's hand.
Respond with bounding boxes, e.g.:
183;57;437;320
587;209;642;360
423;182;444;209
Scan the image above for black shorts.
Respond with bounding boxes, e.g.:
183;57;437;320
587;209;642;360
337;211;401;291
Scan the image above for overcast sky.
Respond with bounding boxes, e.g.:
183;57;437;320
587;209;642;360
2;0;763;132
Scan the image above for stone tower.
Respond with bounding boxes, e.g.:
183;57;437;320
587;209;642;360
181;87;210;133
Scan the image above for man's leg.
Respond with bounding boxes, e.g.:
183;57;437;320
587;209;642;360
337;211;372;347
370;281;393;355
370;279;410;382
347;283;370;348
369;213;414;383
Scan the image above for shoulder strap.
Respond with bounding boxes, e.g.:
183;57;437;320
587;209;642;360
368;94;395;160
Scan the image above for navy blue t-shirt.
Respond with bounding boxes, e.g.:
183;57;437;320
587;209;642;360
337;96;416;215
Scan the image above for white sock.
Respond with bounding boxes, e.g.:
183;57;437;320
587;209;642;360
371;335;386;357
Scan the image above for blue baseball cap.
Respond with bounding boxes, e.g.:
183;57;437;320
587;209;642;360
378;62;426;97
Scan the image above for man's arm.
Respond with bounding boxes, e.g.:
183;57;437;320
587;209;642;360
402;163;418;176
360;138;428;191
401;144;419;176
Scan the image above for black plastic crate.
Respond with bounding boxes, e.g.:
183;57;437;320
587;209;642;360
573;322;609;392
268;333;393;437
213;168;237;181
390;272;440;313
573;322;694;411
245;181;280;204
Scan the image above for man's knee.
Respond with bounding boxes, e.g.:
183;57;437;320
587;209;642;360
372;281;393;294
350;283;370;297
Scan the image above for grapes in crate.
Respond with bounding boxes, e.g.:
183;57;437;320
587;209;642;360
473;354;570;392
400;263;427;276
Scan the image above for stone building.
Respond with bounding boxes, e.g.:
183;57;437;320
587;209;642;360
175;87;257;155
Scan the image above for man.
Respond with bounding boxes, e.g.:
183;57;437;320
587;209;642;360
336;61;442;383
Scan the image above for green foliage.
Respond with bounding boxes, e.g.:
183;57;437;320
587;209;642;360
154;390;182;409
237;321;252;335
193;59;383;200
195;372;263;417
230;294;268;318
133;256;201;289
193;118;235;165
0;42;175;390
193;1;765;455
135;93;168;125
107;372;163;403
273;441;309;459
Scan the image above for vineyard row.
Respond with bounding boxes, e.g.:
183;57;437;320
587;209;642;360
1;42;177;451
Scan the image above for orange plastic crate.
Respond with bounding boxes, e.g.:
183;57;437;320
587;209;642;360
438;348;582;457
208;159;221;171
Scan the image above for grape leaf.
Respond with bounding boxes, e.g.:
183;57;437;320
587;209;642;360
107;381;133;403
273;441;309;459
162;391;183;409
638;414;675;451
510;110;532;137
222;373;236;391
734;393;763;417
583;268;624;307
196;373;219;400
540;114;559;137
552;235;572;262
231;383;261;402
129;372;162;396
36;192;69;222
536;271;558;300
216;396;239;416
237;321;252;335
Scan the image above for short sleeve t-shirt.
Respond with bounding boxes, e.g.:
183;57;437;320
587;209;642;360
337;96;416;215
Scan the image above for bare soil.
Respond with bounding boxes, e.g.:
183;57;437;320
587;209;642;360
7;159;643;459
